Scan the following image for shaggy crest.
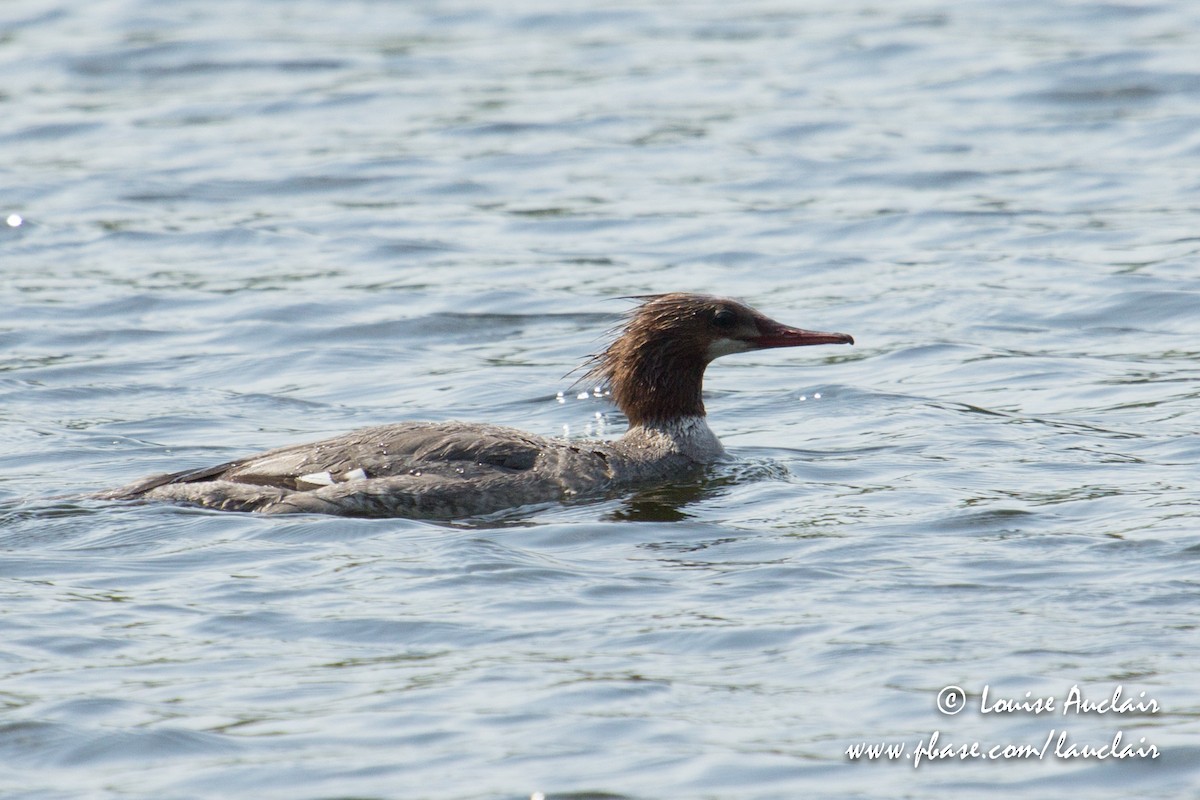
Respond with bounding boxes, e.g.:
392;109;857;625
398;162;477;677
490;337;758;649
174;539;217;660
579;293;783;426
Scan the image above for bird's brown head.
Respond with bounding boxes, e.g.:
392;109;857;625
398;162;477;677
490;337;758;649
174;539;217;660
580;293;853;427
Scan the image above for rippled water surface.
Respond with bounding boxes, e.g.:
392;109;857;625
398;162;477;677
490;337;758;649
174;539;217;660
3;1;1200;797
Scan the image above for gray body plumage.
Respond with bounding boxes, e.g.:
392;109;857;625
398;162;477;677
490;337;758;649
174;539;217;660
100;419;721;519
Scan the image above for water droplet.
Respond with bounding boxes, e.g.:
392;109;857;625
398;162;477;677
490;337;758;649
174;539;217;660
5;214;22;228
576;391;589;400
799;395;807;401
814;392;822;399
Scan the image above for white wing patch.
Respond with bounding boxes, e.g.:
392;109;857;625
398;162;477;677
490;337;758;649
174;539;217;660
298;467;369;488
298;471;336;487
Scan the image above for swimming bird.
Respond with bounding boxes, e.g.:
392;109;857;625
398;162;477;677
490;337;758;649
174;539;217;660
99;293;853;518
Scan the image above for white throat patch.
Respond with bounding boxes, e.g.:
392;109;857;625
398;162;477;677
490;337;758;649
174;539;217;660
706;337;753;360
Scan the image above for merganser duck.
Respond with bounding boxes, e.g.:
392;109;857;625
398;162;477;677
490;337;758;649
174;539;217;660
99;293;853;519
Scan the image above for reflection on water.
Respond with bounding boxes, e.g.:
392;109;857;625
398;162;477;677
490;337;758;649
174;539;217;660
608;477;712;523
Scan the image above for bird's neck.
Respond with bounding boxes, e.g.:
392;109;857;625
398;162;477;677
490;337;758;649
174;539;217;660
606;342;709;427
622;415;725;463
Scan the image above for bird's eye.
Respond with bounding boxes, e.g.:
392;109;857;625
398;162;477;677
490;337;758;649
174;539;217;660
712;308;737;329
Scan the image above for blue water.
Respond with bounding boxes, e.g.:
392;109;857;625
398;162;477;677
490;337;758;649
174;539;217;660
3;1;1199;797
